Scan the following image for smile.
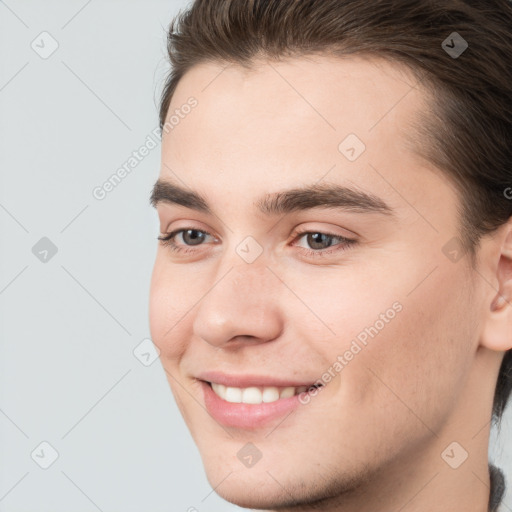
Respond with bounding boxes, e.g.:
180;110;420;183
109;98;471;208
209;382;322;405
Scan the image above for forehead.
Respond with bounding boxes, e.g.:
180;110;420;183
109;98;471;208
167;54;423;137
162;54;429;169
159;54;452;222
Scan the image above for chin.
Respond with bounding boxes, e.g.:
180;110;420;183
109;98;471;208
205;471;300;510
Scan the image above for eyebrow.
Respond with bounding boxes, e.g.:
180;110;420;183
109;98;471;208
149;179;394;217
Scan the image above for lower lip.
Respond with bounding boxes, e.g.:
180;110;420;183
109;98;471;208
201;381;312;429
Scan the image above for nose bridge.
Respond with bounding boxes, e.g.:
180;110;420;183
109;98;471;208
230;258;268;298
192;256;284;347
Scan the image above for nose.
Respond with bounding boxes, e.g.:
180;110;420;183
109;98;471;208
192;261;284;349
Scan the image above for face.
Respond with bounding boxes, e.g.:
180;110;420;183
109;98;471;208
149;55;489;509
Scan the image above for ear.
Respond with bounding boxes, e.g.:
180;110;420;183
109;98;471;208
480;218;512;352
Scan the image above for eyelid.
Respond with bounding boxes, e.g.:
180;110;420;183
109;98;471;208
292;227;354;245
157;227;218;244
159;218;218;236
294;221;360;239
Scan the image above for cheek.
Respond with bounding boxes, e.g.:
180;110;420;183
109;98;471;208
350;266;476;434
288;257;475;427
148;258;192;360
277;263;405;355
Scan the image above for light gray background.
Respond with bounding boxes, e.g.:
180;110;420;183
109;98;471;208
0;1;510;511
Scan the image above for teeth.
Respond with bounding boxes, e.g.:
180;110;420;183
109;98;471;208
210;382;318;404
262;387;280;403
224;385;242;403
242;387;262;404
280;386;295;399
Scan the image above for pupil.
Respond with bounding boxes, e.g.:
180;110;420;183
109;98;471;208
308;233;331;250
184;229;204;246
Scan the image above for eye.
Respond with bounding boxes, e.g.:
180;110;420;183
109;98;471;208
157;227;357;258
157;228;216;253
292;229;356;257
296;232;341;250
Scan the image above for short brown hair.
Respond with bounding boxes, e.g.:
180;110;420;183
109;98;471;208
158;0;512;448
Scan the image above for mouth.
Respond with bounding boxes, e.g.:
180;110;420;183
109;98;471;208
195;371;326;428
207;381;323;405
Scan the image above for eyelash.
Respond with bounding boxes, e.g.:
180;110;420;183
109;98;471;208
157;228;357;258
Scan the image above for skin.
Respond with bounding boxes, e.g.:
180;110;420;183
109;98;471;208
149;54;512;511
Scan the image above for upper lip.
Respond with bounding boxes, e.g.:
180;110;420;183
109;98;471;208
197;371;322;388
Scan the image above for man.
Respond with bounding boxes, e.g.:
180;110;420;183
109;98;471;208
149;1;512;510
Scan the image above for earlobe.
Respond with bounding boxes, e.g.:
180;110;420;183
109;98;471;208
482;294;512;351
490;294;508;312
